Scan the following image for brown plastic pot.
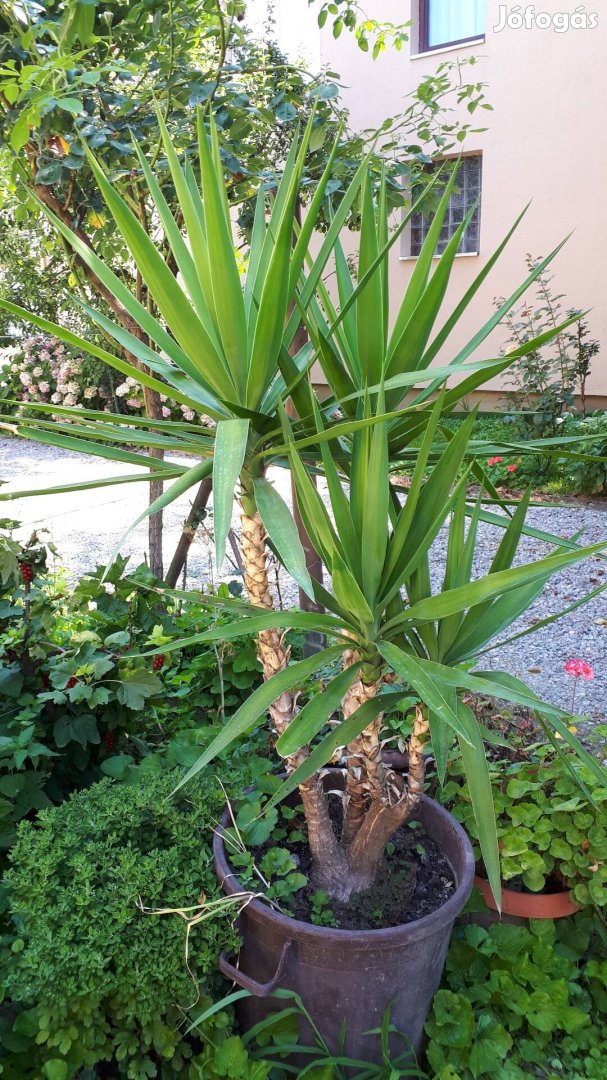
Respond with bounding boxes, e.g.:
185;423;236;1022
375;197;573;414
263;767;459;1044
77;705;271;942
213;793;475;1065
474;874;581;919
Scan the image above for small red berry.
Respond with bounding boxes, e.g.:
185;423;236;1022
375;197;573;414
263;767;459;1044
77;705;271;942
19;562;34;583
152;654;165;672
105;730;115;752
66;676;78;689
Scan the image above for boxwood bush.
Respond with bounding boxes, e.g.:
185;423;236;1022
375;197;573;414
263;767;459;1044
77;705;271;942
1;766;260;1079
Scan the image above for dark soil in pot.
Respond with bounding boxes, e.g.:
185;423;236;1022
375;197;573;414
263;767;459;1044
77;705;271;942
252;798;456;930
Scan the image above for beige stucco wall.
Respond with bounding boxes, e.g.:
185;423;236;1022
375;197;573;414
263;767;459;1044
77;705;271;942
320;0;607;405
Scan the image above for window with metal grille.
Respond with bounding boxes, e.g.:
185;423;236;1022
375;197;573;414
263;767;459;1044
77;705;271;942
409;155;482;258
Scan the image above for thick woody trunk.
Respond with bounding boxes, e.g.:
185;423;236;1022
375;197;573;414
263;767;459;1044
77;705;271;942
240;509;294;736
344;707;430;896
341;647;386;848
239;505;348;886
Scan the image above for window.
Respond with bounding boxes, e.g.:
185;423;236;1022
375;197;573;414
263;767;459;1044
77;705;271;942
419;0;485;51
408;155;482;258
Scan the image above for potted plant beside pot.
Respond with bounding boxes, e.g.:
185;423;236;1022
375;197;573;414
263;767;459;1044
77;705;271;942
168;390;606;1065
443;746;607;919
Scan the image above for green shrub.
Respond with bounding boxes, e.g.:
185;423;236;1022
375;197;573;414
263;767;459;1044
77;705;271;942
2;767;257;1079
0;530;262;853
564;412;607;494
442;748;607;904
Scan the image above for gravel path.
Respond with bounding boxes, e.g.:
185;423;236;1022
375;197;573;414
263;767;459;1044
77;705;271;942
1;435;605;721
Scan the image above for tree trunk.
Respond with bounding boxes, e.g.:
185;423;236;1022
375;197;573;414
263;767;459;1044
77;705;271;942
240;505;346;882
345;707;430;893
165;476;213;588
340;647;387;848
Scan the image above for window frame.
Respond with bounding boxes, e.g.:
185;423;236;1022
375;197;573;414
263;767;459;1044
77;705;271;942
418;0;485;52
406;153;483;260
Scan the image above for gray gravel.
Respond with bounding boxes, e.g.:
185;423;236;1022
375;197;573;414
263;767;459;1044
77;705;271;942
1;435;605;721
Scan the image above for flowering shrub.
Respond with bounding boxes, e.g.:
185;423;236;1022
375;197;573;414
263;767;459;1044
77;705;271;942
0;334;116;415
0;334;198;424
485;455;522;486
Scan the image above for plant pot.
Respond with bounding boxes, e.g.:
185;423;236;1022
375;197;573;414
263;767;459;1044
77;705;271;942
213;793;475;1066
474;874;581;919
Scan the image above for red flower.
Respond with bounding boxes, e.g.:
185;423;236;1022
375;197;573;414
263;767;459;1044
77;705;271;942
564;659;595;681
507;464;518;473
487;456;503;467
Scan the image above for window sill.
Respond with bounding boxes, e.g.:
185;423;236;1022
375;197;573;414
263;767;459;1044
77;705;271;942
410;37;485;60
399;251;479;262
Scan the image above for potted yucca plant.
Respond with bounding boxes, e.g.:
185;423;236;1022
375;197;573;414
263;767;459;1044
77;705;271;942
2;117;605;1065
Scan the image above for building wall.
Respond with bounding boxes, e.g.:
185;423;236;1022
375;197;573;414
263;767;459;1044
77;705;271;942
320;0;607;405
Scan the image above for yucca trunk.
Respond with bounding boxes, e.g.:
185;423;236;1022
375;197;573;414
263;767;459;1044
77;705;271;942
341;647;386;848
345;707;430;893
238;516;430;902
240;506;350;889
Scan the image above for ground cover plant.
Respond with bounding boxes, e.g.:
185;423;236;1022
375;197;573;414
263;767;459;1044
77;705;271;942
1;766;271;1080
425;913;607;1080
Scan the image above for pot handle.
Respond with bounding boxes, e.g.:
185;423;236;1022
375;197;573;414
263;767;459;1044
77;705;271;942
219;940;292;997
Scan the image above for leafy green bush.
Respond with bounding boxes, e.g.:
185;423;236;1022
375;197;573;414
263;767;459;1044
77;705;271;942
2;767;262;1079
442;748;607;903
0;530;261;853
563;413;607;494
426;914;607;1080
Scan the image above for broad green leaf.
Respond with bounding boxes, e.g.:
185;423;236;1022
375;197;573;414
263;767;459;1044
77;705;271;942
144;610;349;655
356;174;385;385
385;538;607;631
253;476;314;600
361;393;389;605
196;112;248;392
117;670;163;710
0;470;184;501
213;420;249;569
82;145;235;399
172;645;347;793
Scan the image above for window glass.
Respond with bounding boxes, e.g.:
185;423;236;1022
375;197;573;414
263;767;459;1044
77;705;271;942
427;0;485;48
410;156;482;257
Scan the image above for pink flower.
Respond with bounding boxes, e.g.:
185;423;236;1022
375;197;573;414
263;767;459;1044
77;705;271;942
564;659;595;680
507;464;518;474
162;406;171;418
487;456;503;466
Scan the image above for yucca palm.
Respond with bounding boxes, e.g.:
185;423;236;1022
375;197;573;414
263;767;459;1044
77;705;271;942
167;393;606;901
0;110;370;754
